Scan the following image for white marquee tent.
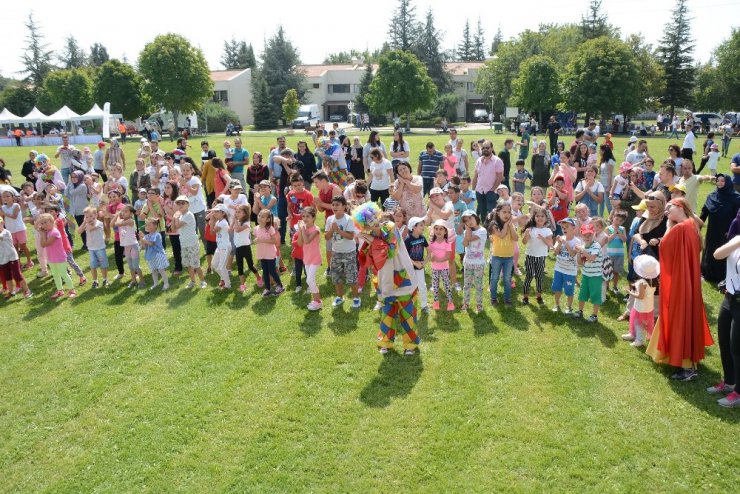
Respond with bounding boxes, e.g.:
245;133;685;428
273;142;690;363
0;108;21;124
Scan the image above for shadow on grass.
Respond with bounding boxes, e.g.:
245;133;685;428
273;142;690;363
167;286;199;308
299;310;323;337
22;292;61;320
570;318;618;348
360;351;424;408
433;309;461;333
107;284;138;305
329;304;360;335
251;292;278;314
497;303;533;331
472;310;497;337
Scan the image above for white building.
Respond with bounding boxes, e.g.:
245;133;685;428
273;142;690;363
209;61;485;126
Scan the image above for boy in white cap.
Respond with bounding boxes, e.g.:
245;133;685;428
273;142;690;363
404;216;429;312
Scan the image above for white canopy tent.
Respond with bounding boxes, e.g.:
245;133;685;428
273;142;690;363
43;105;80;122
78;103;105;120
0;108;21;125
19;107;49;124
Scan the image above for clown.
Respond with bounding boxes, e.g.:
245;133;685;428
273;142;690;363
354;202;420;355
318;138;349;190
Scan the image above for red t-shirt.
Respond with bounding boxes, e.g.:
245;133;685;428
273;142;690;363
107;202;125;241
286;189;314;228
318;184;341;218
204;223;216;242
291;230;303;260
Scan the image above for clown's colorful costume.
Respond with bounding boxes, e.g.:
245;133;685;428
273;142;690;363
354;203;419;353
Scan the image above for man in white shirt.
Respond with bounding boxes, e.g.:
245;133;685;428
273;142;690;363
682;127;696;162
54;133;77;184
625;140;651;168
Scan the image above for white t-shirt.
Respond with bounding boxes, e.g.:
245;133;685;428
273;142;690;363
682;132;696;151
612;175;629;196
599;159;615;188
390;141;410;160
178;211;198;247
369;159;393;191
221;193;247;223
362;143;387;161
707;151;720;170
0;204;25;233
525;227;552;257
463;227;487;265
187;176;206;213
118;221;137;247
625;151;646;166
86;220;106;251
325;214;356;253
554;236;583;276
234;223;251;247
56;145;78;170
215;218;230;250
575;181;605;197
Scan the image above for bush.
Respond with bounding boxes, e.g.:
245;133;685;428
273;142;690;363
204;102;241;133
433;93;461;122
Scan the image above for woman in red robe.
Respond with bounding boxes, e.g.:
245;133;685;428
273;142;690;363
647;197;714;380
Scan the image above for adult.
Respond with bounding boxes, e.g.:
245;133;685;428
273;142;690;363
570;129;585;155
229;137;250;191
721;123;733;158
574;165;605;217
498;139;512;191
546;115;561;156
632;193;668;261
530;140;551;190
392;161;424;217
582;120;598;145
598;144;616;217
646;198;713;381
678;159;713;213
518;124;530;161
54;133;77;183
367;149;394;205
21;150;38;184
362;131;387;175
625;139;651;168
389;130;410;173
681;125;696;162
104;138;126;175
200;141;217;164
453;139;470;178
472;140;504;221
667;144;683;171
34;155;65;192
700;174;740;283
732;153;740;193
447;128;461;150
294;141;318;190
64;171;90;247
348;136;365;180
711;235;740;407
210;158;232;203
417;142;443;196
180;162;207;247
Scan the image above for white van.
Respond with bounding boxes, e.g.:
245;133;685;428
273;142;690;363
292;104;321;129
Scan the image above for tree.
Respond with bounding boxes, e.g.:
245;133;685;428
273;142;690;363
19;13;54;92
37;69;94;113
138;33;213;128
89;43;109;67
693;63;724;112
561;37;641;121
511;55;560;124
0;85;37;115
282;89;300;126
626;34;665;110
239;42;257;70
414;8;452;93
387;0;419;52
367;50;436;130
59;36;87;69
251;72;275;130
94;60;149;120
433;93;462;122
354;63;374;115
457;20;473;61
260;26;306;125
656;0;695;117
580;0;615;40
472;18;486;60
713;28;740;110
490;26;503;55
221;38;256;70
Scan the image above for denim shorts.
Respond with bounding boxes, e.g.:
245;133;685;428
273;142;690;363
551;270;576;296
89;248;109;269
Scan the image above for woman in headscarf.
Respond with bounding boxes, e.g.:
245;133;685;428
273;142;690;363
647;198;713;381
700;174;740;283
104;137;126;174
530;140;551;191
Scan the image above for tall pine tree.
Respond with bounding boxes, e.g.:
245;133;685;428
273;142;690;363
238;42;257;69
89;43;109;67
222;39;257;70
457;20;473;61
251;71;275;129
354;64;374;115
472;18;486;60
656;0;695;116
59;36;87;69
19;13;54;92
415;8;451;93
260;26;306;126
580;0;612;40
387;0;419;52
490;26;503;55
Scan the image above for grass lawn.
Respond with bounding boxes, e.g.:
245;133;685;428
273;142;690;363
1;129;739;492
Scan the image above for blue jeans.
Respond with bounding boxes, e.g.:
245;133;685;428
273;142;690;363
61;167;71;184
476;191;498;222
598;196;613;217
490;256;513;301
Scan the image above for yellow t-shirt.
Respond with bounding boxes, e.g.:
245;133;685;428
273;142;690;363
491;227;516;258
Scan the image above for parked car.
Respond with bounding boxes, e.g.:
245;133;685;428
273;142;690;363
291;104;321;129
472;109;489;123
692;112;723;133
329;113;347;122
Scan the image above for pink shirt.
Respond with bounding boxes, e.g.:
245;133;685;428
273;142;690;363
429;239;451;270
443;155;459;178
254;226;277;260
46;228;67;263
474;154;504;193
302;225;322;266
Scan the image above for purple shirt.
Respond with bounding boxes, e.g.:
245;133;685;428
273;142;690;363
474;154;504;193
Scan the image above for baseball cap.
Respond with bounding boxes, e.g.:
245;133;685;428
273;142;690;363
230;181;243;190
408;217;425;230
496;184;509;191
212;204;228;213
97;141;106;148
432;219;448;229
559;217;576;226
174;195;190;203
461;210;477;219
258;180;272;187
672;183;687;194
580;223;595;235
429;187;444;196
632;199;648;211
138;188;147;194
140;137;148;143
628;136;638;143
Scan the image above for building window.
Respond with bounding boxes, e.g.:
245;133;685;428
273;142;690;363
329;84;350;94
212;90;228;103
312;83;320;89
467;82;475;92
455;81;464;88
352;84;360;93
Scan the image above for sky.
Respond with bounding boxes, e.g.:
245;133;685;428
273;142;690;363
2;0;738;78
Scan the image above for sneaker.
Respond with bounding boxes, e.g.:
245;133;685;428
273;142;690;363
273;286;285;295
432;301;440;310
279;265;288;274
162;284;169;291
587;314;598;323
91;280;100;289
461;303;469;311
551;305;560;313
521;297;529;305
446;302;455;311
332;296;344;307
186;281;195;289
36;270;49;278
50;290;65;300
476;304;483;314
621;333;635;341
404;349;416;356
22;261;34;270
670;368;698;381
617;312;630;322
79;276;87;286
67;290;77;299
23;290;32;299
510;280;517;289
102;279;109;288
113;273;123;281
307;300;323;311
127;281;137;289
491;298;498;305
351;298;361;309
536;296;545;306
707;382;735;394
218;280;225;288
200;281;208;289
239;284;246;293
611;287;620;295
504;300;513;306
421;306;429;313
295;286;303;293
454;283;462;292
514;268;522;276
630;340;645;348
563;306;572;315
572;310;583;319
256;277;264;288
172;270;182;277
150;283;160;291
373;301;383;311
324;268;331;277
717;391;740;408
379;347;389;354
262;289;271;297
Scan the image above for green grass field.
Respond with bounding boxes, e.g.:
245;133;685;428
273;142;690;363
1;129;739;492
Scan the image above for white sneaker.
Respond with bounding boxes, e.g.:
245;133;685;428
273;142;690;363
621;333;635;342
295;286;303;293
551;305;560;313
373;301;383;311
454;283;462;292
307;300;323;311
113;273;123;281
186;281;195;289
200;281;208;289
630;340;645;348
332;296;344;307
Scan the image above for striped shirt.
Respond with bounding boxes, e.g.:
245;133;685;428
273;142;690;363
581;241;604;277
418;151;443;179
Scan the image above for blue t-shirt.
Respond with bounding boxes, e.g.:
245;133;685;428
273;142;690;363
231;147;250;174
419;151;443;179
606;225;626;255
733;153;740;185
452;199;468;233
143;232;165;262
261;194;278;216
404;234;428;268
644;170;656;190
462;190;477;211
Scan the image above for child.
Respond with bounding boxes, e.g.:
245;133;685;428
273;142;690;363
392;207;408;239
37;213;76;299
24;193;48;277
79;206;108;288
460;176;476;211
253;180;278;217
172;195;207;289
426;187;458;290
105;190;125;278
573;203;591;237
610;162;631;200
140;188;166;248
512;159;532;194
429;219;455;311
297;206;323;310
162;181;182;275
529;186;556;231
488;201;518;305
325;196;360;308
605;210;628;293
622;255;658;347
522;207;553;305
254;209;284;296
114;205;143;288
442;144;458;178
382;184;399;212
704;143;720;175
139;217;170;290
547;175;570;236
510;192;526;277
133;188;148;232
448;185;468;264
551;218;582;314
461;210;487;313
291;213;305;293
496;184;511;204
573;223;603;322
643;158;656;189
404;216;429;312
286;172;314;233
45;204;86;286
0;191;33;269
435;169;450;194
0;218;31;298
208;204;231;290
233;204;261;292
591;217;611;301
